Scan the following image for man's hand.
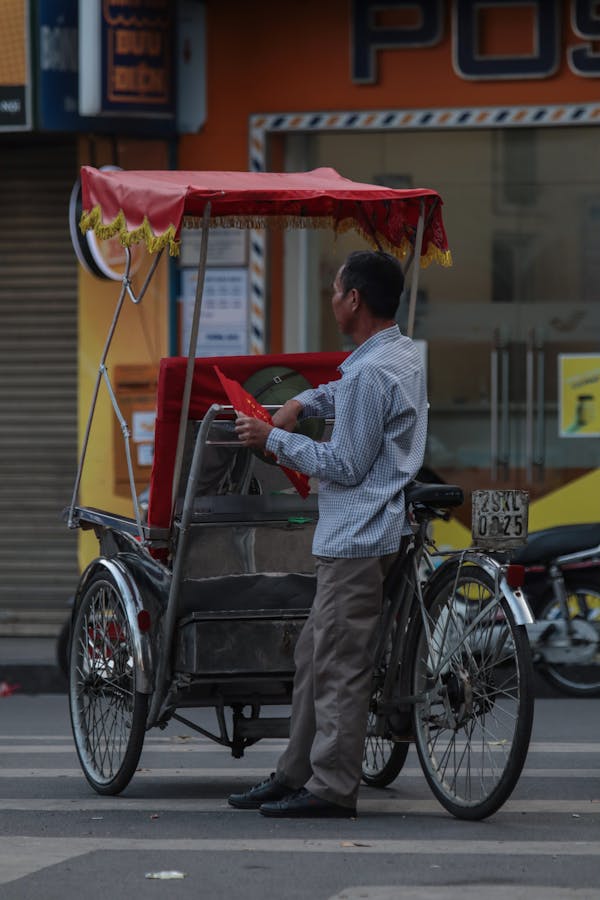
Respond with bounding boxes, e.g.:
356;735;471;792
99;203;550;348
234;414;273;449
272;398;304;432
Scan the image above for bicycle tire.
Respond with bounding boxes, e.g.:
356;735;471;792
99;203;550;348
533;574;600;697
362;618;411;788
362;716;410;787
410;559;534;820
56;619;71;680
69;571;148;795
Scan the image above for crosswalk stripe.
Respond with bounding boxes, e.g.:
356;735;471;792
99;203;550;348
1;767;598;778
1;736;599;756
2;834;598;889
2;835;599;855
1;741;599;754
0;798;597;814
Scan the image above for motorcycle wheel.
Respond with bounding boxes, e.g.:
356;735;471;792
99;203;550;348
533;573;600;697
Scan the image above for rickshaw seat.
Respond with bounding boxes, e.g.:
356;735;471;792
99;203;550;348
178;571;316;617
147;352;345;530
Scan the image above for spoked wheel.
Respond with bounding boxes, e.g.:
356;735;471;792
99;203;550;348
534;576;600;697
362;701;410;787
69;571;148;795
362;628;410;788
411;561;534;820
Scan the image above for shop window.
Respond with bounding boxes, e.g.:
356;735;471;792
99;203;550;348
492;232;535;303
493;129;539;211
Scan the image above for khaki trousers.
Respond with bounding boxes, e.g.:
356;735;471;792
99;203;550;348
276;553;395;808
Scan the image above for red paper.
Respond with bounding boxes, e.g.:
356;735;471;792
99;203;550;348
0;681;20;697
214;366;311;499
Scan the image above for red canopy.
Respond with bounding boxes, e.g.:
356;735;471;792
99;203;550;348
80;166;451;266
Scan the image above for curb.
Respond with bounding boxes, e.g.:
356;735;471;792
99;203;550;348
0;611;68;695
0;608;66;639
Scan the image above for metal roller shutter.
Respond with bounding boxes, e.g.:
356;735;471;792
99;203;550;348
0;142;79;609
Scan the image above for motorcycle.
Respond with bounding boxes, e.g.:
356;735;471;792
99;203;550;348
512;523;600;697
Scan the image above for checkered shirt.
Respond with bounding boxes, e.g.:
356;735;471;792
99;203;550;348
265;325;428;558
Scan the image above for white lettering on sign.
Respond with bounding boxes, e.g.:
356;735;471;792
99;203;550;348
568;0;600;76
41;26;78;73
351;0;600;82
471;489;529;549
351;0;443;84
453;0;559;80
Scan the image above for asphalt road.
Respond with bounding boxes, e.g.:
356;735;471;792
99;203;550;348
0;695;598;900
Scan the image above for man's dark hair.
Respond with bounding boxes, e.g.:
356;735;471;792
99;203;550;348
340;251;404;319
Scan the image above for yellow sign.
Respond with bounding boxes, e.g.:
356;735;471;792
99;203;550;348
0;0;30;130
559;355;600;438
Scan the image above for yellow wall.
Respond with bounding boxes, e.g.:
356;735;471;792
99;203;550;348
434;468;600;552
528;469;600;531
77;137;170;569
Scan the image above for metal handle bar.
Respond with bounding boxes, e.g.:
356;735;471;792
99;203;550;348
202;407;334;446
553;544;600;566
147;403;221;728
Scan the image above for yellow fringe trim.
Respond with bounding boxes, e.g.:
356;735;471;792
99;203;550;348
183;215;452;266
421;243;453;269
80;205;452;266
80;206;181;257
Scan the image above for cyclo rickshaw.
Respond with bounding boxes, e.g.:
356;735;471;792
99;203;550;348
67;166;535;820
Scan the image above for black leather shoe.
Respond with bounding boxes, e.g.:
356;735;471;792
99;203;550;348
259;788;356;818
228;773;292;809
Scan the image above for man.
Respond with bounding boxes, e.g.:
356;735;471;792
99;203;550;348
230;250;427;818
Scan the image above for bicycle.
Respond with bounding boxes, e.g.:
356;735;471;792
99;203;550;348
362;480;535;820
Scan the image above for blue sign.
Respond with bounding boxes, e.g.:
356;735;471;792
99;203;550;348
100;1;174;116
351;0;600;83
35;0;175;134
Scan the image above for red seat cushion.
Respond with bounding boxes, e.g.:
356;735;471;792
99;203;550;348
147;352;346;528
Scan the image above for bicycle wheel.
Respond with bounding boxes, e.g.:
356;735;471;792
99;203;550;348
56;618;71;680
362;693;410;787
411;560;534;820
534;574;600;697
362;628;410;788
69;571;148;795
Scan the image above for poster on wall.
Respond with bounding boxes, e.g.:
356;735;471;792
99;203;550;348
179;268;249;358
180;228;247;268
558;355;600;438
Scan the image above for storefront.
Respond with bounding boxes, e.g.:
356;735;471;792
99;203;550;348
0;137;80;607
176;0;600;534
0;1;177;602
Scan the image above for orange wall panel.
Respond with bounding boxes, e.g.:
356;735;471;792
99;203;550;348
179;0;600;172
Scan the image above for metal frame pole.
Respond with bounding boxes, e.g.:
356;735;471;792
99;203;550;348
68;248;164;527
68;251;132;526
170;203;212;519
147;403;221;728
406;200;425;339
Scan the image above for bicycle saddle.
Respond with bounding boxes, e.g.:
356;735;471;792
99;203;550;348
511;522;600;565
405;481;464;509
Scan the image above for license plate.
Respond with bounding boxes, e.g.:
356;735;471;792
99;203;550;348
471;490;529;549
